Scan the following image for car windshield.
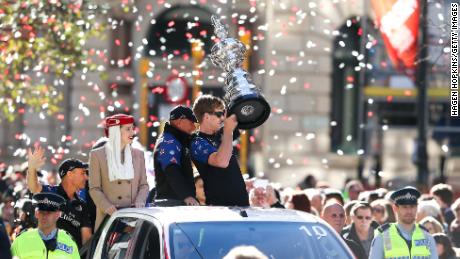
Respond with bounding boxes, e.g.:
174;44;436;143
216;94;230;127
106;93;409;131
169;221;352;259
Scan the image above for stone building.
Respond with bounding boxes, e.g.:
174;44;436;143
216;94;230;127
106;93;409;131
1;0;453;189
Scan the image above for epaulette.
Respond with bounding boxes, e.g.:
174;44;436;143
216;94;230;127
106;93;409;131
418;224;429;233
377;223;391;233
15;227;29;238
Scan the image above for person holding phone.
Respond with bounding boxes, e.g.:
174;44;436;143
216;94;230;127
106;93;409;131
190;95;249;206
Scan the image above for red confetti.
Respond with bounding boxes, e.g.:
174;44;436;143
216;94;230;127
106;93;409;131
115;39;121;46
168;21;175;27
182;53;190;61
151;87;164;94
346;76;354;83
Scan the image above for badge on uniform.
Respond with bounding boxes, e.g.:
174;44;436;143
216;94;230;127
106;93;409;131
414;238;428;246
57;242;74;254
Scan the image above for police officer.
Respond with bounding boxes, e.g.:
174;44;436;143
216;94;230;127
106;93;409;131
369;186;438;259
27;146;92;248
154;105;199;206
11;192;80;259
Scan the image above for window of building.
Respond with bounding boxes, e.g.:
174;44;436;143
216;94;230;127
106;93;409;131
144;5;214;57
110;18;133;68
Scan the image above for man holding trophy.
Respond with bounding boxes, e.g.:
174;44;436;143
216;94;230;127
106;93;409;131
191;95;248;206
189;16;270;206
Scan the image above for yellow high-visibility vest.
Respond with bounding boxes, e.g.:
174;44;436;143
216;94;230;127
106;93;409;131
376;223;431;259
11;228;79;259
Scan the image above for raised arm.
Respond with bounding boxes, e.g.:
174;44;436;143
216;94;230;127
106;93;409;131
26;146;45;193
207;115;238;168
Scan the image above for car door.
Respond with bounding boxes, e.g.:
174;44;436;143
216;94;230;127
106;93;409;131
131;220;163;259
101;216;143;259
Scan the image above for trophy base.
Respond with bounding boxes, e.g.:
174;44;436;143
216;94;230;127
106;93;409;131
228;94;271;129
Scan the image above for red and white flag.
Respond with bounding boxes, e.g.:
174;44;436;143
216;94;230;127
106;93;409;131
372;0;420;70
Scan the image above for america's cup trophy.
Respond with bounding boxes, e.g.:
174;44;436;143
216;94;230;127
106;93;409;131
210;16;270;129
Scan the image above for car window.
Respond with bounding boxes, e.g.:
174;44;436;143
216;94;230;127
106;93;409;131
132;221;162;259
170;227;202;259
170;221;353;259
103;217;140;259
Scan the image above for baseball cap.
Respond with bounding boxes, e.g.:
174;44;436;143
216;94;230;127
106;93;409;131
58;158;88;179
169;105;197;123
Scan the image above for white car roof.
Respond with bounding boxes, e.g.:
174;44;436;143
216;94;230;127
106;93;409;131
116;206;321;224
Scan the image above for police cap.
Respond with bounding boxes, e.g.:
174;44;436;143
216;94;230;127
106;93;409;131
32;192;65;211
390;186;421;205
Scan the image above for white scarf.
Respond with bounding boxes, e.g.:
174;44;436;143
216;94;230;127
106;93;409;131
105;126;134;182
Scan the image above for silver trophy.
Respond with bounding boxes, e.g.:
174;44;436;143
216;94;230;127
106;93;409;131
210;16;270;129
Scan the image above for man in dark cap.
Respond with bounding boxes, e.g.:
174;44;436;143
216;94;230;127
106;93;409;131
369;186;438;259
11;193;79;258
27;146;92;248
153;105;199;206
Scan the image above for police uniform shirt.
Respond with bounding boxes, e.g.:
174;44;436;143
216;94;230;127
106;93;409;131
368;223;438;259
42;184;91;248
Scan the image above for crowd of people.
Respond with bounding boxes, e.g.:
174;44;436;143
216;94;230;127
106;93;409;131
0;94;459;258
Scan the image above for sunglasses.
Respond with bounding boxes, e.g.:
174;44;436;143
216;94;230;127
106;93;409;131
330;213;345;219
208;111;225;118
356;215;372;220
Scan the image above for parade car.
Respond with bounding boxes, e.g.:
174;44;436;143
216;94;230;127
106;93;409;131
80;206;354;259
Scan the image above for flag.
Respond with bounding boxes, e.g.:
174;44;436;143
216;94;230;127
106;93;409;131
371;0;419;70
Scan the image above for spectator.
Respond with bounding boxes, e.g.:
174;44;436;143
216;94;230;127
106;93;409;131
344;200;359;225
297;174;317;189
249;185;283;209
345;180;364;201
26;146;93;248
11;198;36;241
153;105;199;206
0;219;12;259
190;95;249;206
417;199;445;227
323;188;344;205
285;192;311;213
223;245;268;259
342;202;379;257
449;198;460;247
321;201;366;259
370;199;392;225
430;184;456;226
305;188;324;215
194;174;206;205
433;233;457;259
46;170;59;186
420;216;444;234
89;114;149;230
